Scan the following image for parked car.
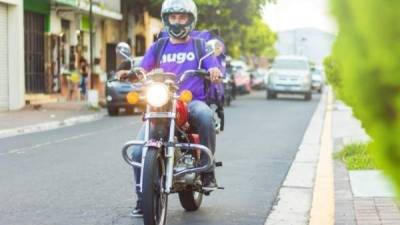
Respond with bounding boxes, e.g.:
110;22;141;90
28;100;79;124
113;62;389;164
105;57;144;116
250;68;269;90
230;60;251;94
311;67;325;93
266;55;312;100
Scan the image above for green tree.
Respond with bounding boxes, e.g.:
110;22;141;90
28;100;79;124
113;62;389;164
197;0;276;57
240;17;276;58
130;0;276;57
329;0;400;196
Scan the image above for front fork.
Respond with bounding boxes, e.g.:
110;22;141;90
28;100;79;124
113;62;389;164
122;103;214;194
164;118;176;193
141;104;177;194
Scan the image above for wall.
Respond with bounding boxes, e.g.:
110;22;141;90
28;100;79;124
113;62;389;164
1;0;24;110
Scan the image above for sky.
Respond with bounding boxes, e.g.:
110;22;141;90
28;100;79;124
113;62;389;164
262;0;337;33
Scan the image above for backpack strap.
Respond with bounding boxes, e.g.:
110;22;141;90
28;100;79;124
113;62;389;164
192;38;213;105
154;37;169;68
192;37;206;63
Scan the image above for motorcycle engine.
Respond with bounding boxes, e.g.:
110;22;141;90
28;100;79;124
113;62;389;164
174;152;196;185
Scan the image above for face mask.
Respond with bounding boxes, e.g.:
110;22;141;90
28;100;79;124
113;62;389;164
168;23;189;39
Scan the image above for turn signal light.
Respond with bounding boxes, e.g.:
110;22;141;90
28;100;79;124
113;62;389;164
179;90;192;103
126;92;139;105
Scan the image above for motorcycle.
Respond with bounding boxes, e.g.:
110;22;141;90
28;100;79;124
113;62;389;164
222;75;234;106
119;40;224;225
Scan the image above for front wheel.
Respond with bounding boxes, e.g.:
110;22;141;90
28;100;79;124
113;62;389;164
178;187;203;211
266;91;276;100
142;148;168;225
125;106;134;114
304;92;312;101
107;106;118;116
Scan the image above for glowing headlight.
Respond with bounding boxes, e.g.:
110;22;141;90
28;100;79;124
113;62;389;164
146;83;169;107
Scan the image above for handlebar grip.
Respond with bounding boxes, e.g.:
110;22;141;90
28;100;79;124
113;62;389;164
119;71;139;81
196;69;210;77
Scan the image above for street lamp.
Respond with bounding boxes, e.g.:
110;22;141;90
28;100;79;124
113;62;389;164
300;37;307;56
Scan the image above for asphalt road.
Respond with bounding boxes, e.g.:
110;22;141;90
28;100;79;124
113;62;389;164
0;91;319;225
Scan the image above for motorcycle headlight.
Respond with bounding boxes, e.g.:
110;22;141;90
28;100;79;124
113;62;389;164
146;83;169;107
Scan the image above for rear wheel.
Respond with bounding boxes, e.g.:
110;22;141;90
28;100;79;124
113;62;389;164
142;148;167;225
178;187;203;211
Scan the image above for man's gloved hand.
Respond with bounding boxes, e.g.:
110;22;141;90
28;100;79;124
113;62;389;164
115;68;145;82
208;67;222;83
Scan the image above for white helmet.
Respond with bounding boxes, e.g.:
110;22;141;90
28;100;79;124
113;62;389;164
161;0;198;39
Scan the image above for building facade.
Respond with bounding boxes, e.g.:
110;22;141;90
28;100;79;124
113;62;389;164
0;0;24;111
20;0;124;102
1;0;162;111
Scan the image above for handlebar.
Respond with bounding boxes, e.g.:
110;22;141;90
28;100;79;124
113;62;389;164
179;69;223;84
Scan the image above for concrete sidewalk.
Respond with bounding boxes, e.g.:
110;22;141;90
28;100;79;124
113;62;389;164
332;101;400;225
264;89;400;225
0;101;106;139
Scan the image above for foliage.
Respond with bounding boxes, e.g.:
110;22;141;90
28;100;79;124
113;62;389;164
323;54;342;97
131;0;276;58
329;0;400;196
240;17;277;58
196;0;276;57
334;142;377;170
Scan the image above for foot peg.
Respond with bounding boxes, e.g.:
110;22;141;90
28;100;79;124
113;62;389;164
215;161;223;167
201;185;224;195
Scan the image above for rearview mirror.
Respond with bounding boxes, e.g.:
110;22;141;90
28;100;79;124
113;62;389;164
116;42;134;70
116;42;132;59
198;39;224;69
206;39;224;57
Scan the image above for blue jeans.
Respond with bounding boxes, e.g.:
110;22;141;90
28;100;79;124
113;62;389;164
131;100;216;197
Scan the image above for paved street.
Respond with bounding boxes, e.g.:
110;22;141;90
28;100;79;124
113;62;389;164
0;91;319;225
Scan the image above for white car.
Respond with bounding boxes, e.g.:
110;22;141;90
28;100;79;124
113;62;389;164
266;55;312;100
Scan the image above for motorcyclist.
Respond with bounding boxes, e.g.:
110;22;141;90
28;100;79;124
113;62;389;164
116;0;222;217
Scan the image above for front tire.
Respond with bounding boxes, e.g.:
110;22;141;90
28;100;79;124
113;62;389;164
178;187;203;211
305;92;312;101
126;106;134;114
142;148;168;225
107;106;118;116
267;91;276;100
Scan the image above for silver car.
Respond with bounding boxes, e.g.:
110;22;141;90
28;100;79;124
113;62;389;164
266;56;312;100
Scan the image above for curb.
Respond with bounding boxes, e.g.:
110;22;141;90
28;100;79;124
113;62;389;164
309;89;334;225
0;112;106;139
264;88;331;225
